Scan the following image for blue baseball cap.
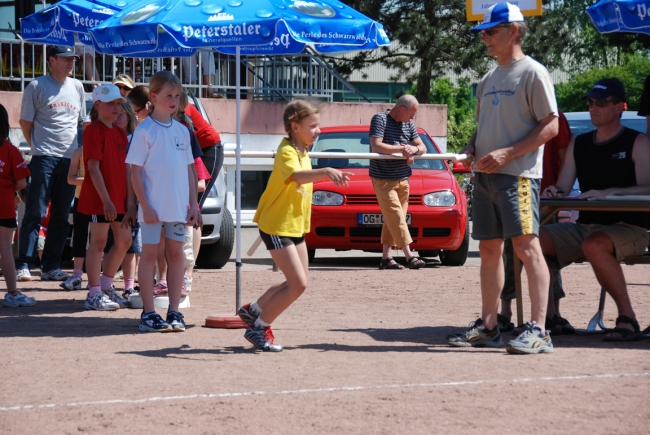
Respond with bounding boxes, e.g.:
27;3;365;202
583;78;627;102
471;2;525;33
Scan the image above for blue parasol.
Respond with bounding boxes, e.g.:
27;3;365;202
20;0;196;57
587;0;650;35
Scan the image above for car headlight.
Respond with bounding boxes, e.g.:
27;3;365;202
423;191;456;206
207;184;218;198
312;191;344;206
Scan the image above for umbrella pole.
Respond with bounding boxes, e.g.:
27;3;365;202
235;46;242;312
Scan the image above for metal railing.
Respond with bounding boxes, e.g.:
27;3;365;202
0;37;367;101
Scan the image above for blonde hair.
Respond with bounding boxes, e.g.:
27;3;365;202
175;90;194;130
148;71;182;114
120;102;138;135
283;100;320;142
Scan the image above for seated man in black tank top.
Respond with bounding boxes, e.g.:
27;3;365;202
540;78;650;341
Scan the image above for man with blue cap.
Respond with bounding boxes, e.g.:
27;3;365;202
446;2;559;354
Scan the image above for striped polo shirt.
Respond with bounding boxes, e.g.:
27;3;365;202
369;110;419;180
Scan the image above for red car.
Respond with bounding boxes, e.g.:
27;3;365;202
305;125;470;265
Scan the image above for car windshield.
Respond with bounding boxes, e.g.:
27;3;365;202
568;118;646;137
310;132;445;170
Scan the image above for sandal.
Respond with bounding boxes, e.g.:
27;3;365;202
406;257;425;269
379;257;404;270
603;315;642;342
497;314;515;332
545;314;575;335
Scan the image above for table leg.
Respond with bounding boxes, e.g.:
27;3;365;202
514;253;524;327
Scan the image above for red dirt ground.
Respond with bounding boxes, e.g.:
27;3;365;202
1;260;649;434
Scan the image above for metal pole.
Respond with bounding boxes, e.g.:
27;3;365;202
235;46;242;312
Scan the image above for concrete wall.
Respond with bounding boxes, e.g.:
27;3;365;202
1;91;447;148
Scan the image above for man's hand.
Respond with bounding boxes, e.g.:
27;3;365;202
459;145;475;168
401;144;418;157
579;189;610;200
103;201;117;221
475;148;511;173
541;185;565;198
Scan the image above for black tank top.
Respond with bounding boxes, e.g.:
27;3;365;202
574;127;648;228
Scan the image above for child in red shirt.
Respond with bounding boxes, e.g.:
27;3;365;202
78;84;134;311
0;104;33;307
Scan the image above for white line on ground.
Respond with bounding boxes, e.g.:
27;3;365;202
1;371;648;412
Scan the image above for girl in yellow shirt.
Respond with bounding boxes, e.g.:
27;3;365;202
238;100;353;352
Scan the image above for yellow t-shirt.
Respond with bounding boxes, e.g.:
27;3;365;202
254;139;312;237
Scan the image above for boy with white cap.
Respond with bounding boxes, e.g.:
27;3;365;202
446;2;559;354
78;84;135;311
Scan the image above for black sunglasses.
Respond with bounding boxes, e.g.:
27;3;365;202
586;98;619;108
116;85;132;91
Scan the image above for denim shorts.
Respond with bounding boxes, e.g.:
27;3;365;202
472;172;540;240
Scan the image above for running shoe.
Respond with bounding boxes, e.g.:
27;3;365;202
60;275;82;291
244;326;283;352
237;303;260;326
16;268;32;282
506;321;554;355
153;281;168;297
41;268;70;281
4;291;36;307
84;293;119;311
139;311;172;332
166;310;186;332
102;286;130;309
445;318;504;348
122;287;138;300
184;275;193;292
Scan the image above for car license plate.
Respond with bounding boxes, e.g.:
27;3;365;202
358;213;412;226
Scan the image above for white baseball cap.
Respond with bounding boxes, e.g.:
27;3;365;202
471;2;525;33
92;84;126;103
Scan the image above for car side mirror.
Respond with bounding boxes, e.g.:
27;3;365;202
451;161;471;174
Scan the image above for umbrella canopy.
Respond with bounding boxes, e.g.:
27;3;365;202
20;0;196;57
88;0;390;55
587;0;650;35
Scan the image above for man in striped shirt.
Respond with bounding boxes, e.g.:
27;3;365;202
369;94;427;270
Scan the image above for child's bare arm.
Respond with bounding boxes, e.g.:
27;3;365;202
291;167;353;187
197;179;206;192
14;178;27;191
130;164;158;223
67;147;84;186
87;158;117;220
122;164;137;228
186;164;199;225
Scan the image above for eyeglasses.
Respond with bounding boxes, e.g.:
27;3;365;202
482;25;511;37
586;98;619;108
116;85;132;91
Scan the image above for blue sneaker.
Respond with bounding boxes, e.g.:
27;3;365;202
166;310;186;332
244;326;282;352
139;311;172;332
237;303;260;326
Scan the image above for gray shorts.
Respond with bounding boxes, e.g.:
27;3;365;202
140;221;187;244
472;172;541;240
544;222;649;268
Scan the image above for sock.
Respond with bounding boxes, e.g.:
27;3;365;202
88;285;102;297
73;269;83;278
250;301;261;315
158;279;168;287
100;274;114;291
124;278;135;290
253;317;270;329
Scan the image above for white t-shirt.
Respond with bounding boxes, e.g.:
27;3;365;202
126;117;194;223
475;56;558;178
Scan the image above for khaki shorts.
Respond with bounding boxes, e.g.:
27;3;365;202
545;222;649;268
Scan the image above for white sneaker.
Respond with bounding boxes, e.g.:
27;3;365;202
41;269;70;281
16;269;32;282
184;275;193;292
84;293;119;311
102;286;130;309
4;291;36;307
60;275;83;291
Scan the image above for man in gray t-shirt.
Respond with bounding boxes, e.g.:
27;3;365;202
16;45;86;284
445;2;559;355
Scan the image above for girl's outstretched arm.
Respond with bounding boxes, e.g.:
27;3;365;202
291;167;353;187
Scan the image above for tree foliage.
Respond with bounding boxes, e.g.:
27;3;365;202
556;54;650;112
334;0;650;104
